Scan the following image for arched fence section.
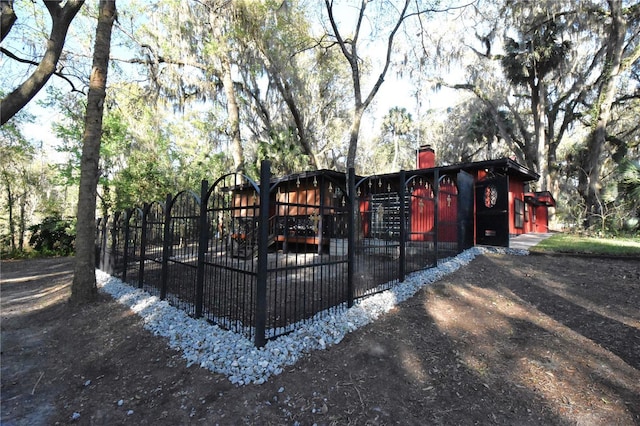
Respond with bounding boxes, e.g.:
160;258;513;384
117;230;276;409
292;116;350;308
124;207;144;286
405;172;437;273
264;170;351;340
111;211;128;278
437;174;459;259
199;172;261;341
96;161;467;347
140;201;166;297
162;190;201;315
352;172;405;299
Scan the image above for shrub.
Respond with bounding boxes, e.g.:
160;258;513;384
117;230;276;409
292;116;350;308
28;216;76;256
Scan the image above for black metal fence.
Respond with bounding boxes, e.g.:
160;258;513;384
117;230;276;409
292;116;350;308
96;161;473;347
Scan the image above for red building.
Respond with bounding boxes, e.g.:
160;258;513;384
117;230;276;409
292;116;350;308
414;144;555;247
230;146;555;253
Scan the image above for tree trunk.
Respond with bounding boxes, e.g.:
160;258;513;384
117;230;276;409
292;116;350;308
277;78;319;169
530;78;549;190
221;55;244;173
392;132;399;172
325;0;409;171
346;106;365;170
581;0;626;229
18;191;26;251
71;0;116;305
256;47;320;169
1;0;17;42
0;0;84;125
4;178;15;252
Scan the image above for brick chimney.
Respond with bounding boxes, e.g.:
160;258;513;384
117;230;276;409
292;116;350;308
417;144;435;169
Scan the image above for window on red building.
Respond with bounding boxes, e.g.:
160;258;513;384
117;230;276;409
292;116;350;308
515;198;524;229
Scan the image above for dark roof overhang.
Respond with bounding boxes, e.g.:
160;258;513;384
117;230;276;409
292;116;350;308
525;191;556;207
412;157;540;182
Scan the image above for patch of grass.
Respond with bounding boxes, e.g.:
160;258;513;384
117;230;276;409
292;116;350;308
531;233;640;257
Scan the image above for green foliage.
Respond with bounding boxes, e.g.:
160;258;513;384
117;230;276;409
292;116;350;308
532;233;640;256
554;153;640;238
502;20;572;86
620;159;640;201
362;106;417;173
617;158;640;232
467;108;515;150
5;0;638;242
0;108;40;254
253;128;309;176
28;216;76;256
381;107;413;138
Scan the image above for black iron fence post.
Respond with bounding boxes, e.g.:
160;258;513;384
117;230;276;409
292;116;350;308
122;210;131;283
109;214;117;274
255;160;271;347
95;219;100;269
138;203;149;289
160;194;172;300
99;217;108;271
103;216;110;272
347;168;355;308
195;180;209;318
399;170;406;282
434;169;440;264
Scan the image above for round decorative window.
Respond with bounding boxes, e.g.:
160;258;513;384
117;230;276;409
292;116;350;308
484;184;498;208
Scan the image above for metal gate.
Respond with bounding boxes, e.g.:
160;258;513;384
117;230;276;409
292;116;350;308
199;172;261;340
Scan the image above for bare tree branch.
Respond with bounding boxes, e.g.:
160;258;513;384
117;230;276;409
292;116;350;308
0;47;85;94
0;0;85;125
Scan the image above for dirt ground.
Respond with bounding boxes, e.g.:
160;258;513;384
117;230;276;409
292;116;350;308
1;252;639;425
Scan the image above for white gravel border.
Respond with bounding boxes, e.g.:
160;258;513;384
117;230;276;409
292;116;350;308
97;246;527;386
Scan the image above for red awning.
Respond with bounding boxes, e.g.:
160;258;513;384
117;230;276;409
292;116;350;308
525;191;556;207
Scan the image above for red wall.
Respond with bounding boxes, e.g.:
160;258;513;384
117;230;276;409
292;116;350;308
357;167;550;244
359;199;370;237
534;205;550;232
410;184;435;241
508;179;524;235
438;178;458;242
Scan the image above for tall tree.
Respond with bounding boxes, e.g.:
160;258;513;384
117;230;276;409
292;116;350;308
0;0;85;125
381;106;413;172
322;0;411;170
116;1;247;172
118;0;349;176
0;110;35;252
501;19;572;190
71;0;116;304
235;0;321;170
420;0;638;213
210;1;245;173
579;0;640;227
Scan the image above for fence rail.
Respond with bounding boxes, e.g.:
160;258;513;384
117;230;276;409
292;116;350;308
97;161;472;347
